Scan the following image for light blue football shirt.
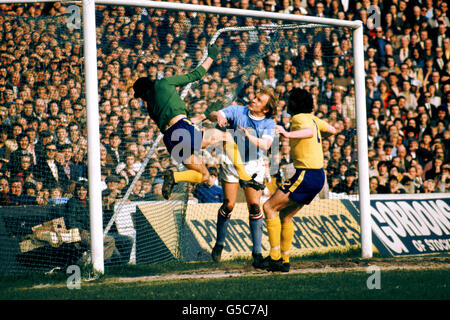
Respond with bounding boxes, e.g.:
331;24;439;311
220;105;276;162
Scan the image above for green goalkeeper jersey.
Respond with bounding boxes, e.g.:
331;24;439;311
146;65;206;132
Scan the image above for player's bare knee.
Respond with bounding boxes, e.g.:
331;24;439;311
263;201;272;215
219;199;233;218
223;198;234;212
249;203;263;220
281;215;293;225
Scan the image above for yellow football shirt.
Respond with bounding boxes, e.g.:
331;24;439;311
289;113;329;169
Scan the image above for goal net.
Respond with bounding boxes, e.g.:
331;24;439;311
0;1;368;273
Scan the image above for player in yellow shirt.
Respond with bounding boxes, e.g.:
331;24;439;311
262;88;337;272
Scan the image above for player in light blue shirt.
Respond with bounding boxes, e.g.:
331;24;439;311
203;86;277;269
220;104;276;163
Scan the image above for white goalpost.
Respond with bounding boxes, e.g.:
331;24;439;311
1;0;106;274
1;0;372;274
83;0;105;274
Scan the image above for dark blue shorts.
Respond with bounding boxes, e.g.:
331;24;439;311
163;118;203;163
279;168;325;205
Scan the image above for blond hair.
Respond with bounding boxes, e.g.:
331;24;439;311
257;86;278;118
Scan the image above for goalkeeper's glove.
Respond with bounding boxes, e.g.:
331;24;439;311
207;44;220;60
204;99;224;118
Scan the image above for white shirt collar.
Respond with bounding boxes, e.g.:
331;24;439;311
248;111;265;121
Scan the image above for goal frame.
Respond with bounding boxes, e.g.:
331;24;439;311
4;0;372;274
95;0;373;267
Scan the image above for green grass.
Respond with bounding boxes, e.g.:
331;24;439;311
1;249;448;300
1;269;449;300
0;247;364;288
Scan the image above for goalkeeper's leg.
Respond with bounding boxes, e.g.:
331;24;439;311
176;155;209;184
163;154;209;200
162;118;209;199
202;128;252;181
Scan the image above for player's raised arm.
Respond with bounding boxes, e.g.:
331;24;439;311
207;109;228;127
326;124;337;134
274;124;313;139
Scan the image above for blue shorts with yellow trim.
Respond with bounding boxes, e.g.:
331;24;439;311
163;118;203;163
279;168;325;205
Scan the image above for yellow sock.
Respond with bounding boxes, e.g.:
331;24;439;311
266;217;281;260
173;170;203;184
281;221;294;264
223;141;251;181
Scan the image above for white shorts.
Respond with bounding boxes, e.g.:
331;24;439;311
218;153;266;184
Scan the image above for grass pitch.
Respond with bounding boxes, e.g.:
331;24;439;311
1;250;449;301
1;268;449;300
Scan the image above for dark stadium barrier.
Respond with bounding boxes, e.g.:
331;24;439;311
2;194;449;273
164;200;362;262
343;194;450;256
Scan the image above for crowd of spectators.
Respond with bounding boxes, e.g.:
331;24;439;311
0;0;448;210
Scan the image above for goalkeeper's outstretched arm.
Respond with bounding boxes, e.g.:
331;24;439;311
200;44;219;73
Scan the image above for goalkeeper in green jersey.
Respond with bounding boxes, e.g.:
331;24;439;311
134;44;259;199
133;44;220;199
